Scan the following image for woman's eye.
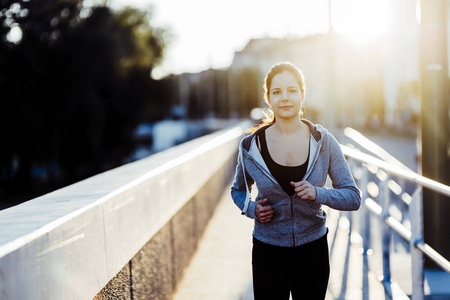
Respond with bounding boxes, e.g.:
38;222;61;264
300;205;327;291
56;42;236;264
272;91;280;95
289;89;297;93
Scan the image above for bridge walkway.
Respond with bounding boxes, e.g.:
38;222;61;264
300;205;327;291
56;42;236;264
172;130;420;300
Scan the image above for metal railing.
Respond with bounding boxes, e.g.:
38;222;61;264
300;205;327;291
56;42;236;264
340;140;450;300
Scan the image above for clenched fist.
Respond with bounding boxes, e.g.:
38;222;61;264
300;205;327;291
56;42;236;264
255;198;273;223
290;181;316;201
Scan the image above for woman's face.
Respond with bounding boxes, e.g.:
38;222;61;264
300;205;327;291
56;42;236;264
268;71;304;120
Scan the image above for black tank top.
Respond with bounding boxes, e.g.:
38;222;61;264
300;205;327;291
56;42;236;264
258;128;309;196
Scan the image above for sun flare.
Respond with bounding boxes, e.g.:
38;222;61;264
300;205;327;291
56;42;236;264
332;0;390;43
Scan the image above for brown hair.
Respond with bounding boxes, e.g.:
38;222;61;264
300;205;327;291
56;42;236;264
248;62;306;132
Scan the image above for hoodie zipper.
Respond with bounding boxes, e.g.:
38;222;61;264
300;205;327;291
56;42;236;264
290;194;296;246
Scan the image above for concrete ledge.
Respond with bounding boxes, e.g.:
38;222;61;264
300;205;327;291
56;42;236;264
94;164;235;299
0;122;248;300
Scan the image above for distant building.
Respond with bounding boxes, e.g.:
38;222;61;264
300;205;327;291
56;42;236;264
168;68;229;120
165;15;426;133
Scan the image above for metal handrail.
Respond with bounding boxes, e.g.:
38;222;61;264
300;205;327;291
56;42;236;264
340;142;450;300
343;127;412;170
341;144;450;197
364;197;450;273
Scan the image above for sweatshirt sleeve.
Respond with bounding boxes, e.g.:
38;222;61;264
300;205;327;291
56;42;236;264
230;144;257;219
315;134;361;211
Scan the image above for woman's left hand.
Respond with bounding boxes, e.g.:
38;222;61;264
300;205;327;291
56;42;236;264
290;181;316;201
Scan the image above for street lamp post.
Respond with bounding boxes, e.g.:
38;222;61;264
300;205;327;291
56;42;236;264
419;0;450;268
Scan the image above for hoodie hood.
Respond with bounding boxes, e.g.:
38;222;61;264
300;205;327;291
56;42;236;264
241;119;327;152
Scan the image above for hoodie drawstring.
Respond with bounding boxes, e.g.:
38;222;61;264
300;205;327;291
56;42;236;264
241;149;251;214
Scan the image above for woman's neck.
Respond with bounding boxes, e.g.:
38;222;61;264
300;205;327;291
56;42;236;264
272;117;305;135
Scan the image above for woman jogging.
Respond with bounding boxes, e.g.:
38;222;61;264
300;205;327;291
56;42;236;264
231;62;361;300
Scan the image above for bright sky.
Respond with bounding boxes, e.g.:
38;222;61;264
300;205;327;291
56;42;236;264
106;0;389;78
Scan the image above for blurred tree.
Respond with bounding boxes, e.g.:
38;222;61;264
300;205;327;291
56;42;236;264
0;0;84;202
0;0;169;208
114;7;165;73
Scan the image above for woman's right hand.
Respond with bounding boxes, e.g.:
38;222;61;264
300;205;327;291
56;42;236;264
255;199;273;223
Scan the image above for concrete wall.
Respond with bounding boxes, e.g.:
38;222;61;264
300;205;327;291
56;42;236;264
94;162;235;300
0;123;248;300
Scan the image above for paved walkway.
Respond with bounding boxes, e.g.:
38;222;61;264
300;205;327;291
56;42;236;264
172;183;254;300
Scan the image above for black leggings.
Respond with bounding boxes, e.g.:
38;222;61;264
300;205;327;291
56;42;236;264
252;231;330;300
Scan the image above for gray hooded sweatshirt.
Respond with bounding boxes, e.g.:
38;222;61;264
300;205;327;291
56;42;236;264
231;120;361;247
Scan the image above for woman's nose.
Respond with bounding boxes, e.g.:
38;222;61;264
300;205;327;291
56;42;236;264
282;90;289;100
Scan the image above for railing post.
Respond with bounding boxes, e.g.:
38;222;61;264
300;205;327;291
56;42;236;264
410;187;425;300
359;166;371;253
381;177;391;283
